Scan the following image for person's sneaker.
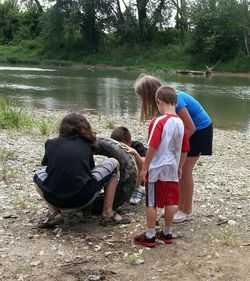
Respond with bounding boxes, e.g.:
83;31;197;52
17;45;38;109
134;232;156;248
130;186;144;205
156;231;173;244
173;210;193;223
38;212;64;229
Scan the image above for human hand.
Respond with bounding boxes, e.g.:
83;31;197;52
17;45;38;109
120;143;137;156
178;168;182;179
139;168;147;183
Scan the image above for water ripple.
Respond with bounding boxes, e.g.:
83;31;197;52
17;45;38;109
0;83;53;91
0;66;56;71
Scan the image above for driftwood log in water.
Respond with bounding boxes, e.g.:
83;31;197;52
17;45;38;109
176;62;220;77
176;69;213;76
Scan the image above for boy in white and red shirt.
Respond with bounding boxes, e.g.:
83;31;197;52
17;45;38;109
134;86;190;247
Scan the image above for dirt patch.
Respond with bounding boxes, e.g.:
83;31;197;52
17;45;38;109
0;110;249;281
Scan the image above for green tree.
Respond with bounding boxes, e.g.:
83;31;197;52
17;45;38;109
0;0;20;44
99;0;138;43
189;0;248;62
171;0;189;33
240;0;250;56
14;4;42;41
136;0;171;41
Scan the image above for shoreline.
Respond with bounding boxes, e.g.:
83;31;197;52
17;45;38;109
1;60;250;78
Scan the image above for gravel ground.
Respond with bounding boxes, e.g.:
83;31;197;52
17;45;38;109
0;108;249;281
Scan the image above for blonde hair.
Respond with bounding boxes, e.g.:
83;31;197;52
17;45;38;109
134;75;162;121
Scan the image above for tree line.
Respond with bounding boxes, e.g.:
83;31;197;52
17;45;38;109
0;0;250;64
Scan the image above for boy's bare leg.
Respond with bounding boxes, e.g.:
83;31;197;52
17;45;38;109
164;205;175;227
178;156;199;214
102;174;119;216
147;206;157;228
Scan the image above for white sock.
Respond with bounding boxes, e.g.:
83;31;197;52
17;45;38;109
163;226;172;235
146;228;156;239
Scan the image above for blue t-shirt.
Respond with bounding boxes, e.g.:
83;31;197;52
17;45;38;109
176;91;212;130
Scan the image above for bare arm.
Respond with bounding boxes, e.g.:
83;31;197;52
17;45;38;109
178;107;196;137
125;146;145;171
178;152;187;179
140;147;157;182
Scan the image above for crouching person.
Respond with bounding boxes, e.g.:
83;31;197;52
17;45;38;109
33;113;129;228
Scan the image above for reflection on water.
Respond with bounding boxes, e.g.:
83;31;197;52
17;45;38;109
0;66;249;133
0;83;52;91
0;66;56;71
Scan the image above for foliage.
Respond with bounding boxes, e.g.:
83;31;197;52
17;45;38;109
188;0;250;62
0;147;16;184
128;253;144;265
0;0;20;44
0;0;249;69
222;225;234;246
105;120;116;129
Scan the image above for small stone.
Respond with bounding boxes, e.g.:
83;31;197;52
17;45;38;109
94;245;101;252
218;215;227;221
88;275;100;281
104;251;112;257
30;261;41;267
197;252;208;257
228;220;237;226
57;250;64;256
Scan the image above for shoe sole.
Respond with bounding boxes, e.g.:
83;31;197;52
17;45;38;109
134;240;156;248
158;238;173;244
173;217;193;224
156;233;173;244
38;219;64;229
130;200;141;205
100;218;131;226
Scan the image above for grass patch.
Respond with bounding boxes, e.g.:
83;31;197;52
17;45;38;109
0;98;34;130
222;225;235;246
0;148;17;184
35;118;58;136
105;120;116;129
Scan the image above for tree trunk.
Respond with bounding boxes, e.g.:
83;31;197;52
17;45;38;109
33;0;43;12
82;0;97;45
244;27;250;56
136;0;149;41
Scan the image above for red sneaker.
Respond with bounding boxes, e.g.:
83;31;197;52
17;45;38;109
134;232;156;248
156;231;173;244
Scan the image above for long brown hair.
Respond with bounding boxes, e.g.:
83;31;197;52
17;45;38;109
134;75;162;121
59;113;97;150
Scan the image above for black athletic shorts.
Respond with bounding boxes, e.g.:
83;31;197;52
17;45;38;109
188;123;213;157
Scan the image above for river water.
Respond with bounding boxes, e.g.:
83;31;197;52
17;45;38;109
0;66;249;133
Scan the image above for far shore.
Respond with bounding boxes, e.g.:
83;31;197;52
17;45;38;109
1;60;250;78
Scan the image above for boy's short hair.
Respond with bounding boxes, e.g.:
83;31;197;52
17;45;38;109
156;86;177;106
111;126;131;143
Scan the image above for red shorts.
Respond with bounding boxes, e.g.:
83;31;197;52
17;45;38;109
145;181;179;208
